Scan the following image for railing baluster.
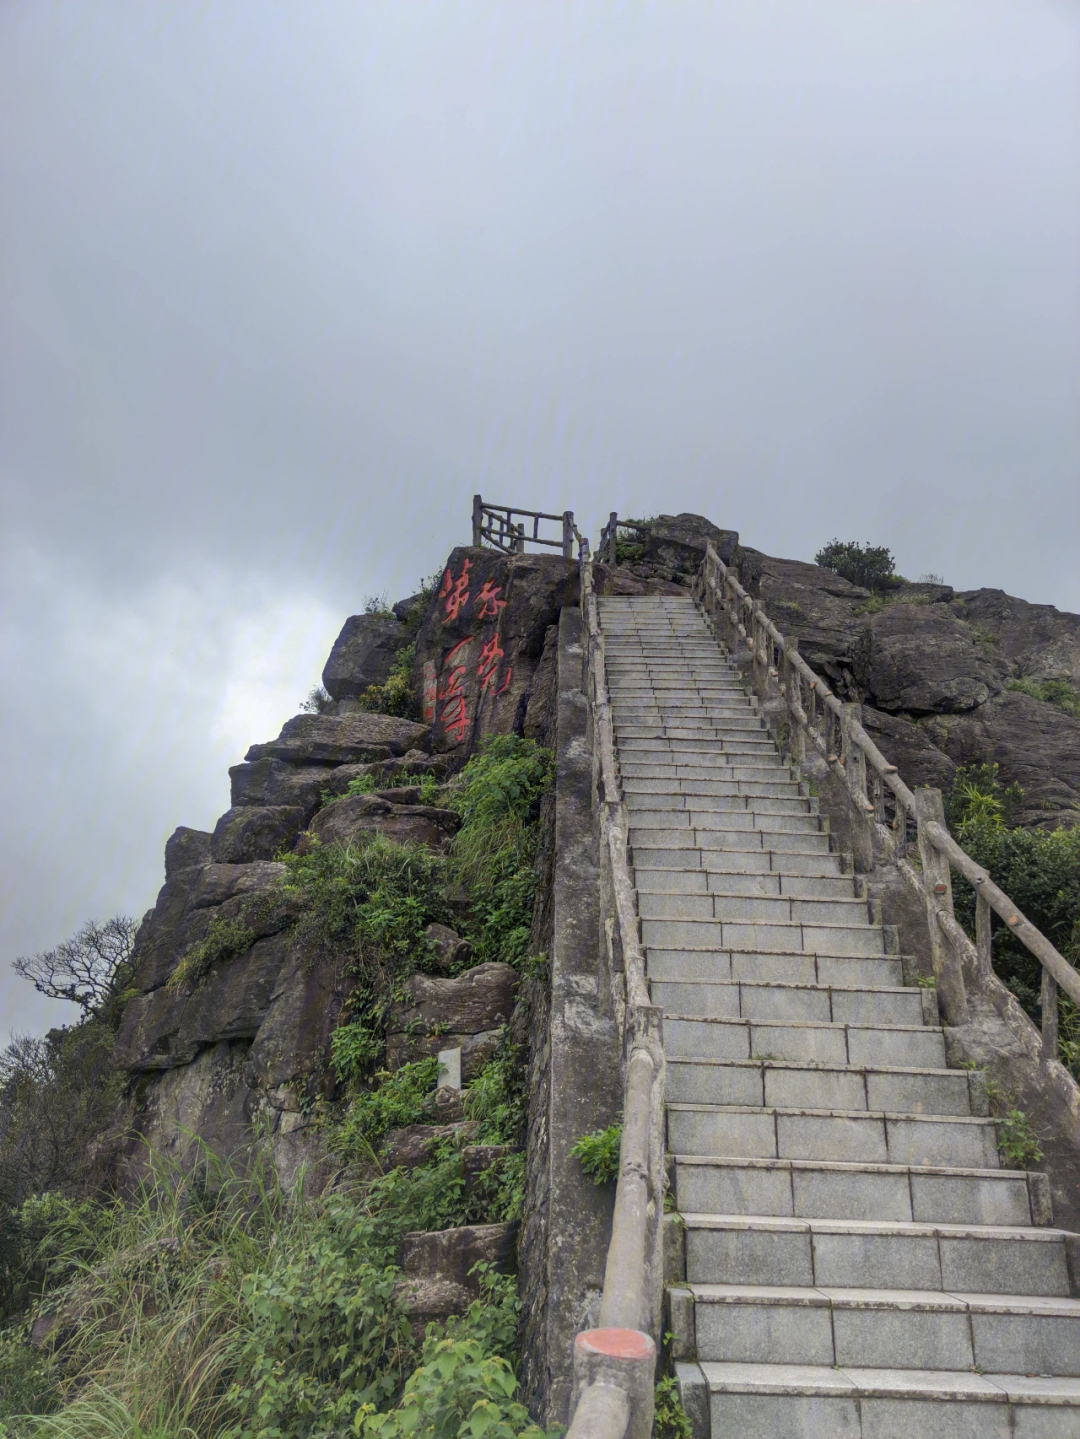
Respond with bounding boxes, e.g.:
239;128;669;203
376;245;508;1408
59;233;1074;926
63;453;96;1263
1042;970;1060;1060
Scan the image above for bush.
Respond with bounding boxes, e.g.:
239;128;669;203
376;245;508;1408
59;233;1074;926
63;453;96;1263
333;1059;441;1157
814;539;898;593
300;686;334;714
945;765;1080;1066
1005;677;1080;719
570;1125;622;1186
357;645;419;720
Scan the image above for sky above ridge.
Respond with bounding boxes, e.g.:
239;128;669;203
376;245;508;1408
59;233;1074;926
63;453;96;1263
2;0;1078;1040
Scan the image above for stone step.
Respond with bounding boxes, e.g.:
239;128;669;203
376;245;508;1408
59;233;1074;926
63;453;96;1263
636;869;860;899
639;892;866;924
626;790;815;813
670;1103;996;1168
684;1283;1080;1376
632;817;827;844
624;778;803;799
652;977;929;1028
673;1156;1042;1227
646;949;905;987
679;1358;1080;1438
667;1058;981;1117
681;1214;1073;1294
630;829;833;857
663;1016;945;1068
621;763;794;781
632;847;844;877
642;917;885;957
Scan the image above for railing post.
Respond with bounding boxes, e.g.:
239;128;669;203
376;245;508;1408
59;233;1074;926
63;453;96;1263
1042;970;1059;1060
975;891;993;982
562;511;574;561
841;702;868;809
785;639;805;765
472;494;483;547
914;788;968;1025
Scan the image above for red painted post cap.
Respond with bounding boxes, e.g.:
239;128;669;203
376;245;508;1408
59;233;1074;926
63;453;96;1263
575;1328;656;1361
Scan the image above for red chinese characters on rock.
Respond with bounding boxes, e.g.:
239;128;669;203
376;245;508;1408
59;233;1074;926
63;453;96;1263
422;660;437;724
477;635;512;697
438;559;472;624
438;637;471;744
474;579;506;620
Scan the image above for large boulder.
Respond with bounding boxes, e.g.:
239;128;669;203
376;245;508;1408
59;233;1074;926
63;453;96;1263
114;930;293;1071
414;548;577;755
951;589;1080;686
923;691;1080;828
643;513;739;575
386;961;518;1077
860;709;956;794
853;604;1005;714
191;861;288;910
210;805;305;864
397;1221;518;1321
246;713;429;766
308;793;460;849
228;758;330;816
322;614;408;701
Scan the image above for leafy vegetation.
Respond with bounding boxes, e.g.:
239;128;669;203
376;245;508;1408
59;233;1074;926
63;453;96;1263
1005;676;1080;719
570;1125;622;1186
300;685;334;714
1;733;554;1438
357;645;419;720
168;917;257;993
945;764;1080;1071
652;1376;692;1439
814;539;899;594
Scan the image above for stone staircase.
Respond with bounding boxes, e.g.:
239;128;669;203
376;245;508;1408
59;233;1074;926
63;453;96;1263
597;593;1080;1438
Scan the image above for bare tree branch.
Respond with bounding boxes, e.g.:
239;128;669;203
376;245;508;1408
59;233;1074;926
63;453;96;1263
12;916;138;1017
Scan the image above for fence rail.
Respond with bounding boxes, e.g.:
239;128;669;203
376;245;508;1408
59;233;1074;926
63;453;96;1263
562;545;665;1439
472;494;582;559
696;540;1078;1052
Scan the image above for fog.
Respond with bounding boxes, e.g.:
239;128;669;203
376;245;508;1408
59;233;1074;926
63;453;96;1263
2;0;1077;1038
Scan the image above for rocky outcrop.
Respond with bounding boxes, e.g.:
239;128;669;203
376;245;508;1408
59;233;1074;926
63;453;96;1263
322;613;409;701
308;793;460;850
397;1221;518;1322
210;805;306;863
386;961;518;1079
414;548;576;756
852;603;1005;714
245;712;429;765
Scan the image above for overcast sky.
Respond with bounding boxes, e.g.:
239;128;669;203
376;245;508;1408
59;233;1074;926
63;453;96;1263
2;0;1078;1040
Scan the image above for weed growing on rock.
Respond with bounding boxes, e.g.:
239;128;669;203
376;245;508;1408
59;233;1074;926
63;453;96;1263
570;1124;622;1186
357;644;419;720
1006;676;1080;719
167;917;256;993
652;1375;693;1439
300;685;334;714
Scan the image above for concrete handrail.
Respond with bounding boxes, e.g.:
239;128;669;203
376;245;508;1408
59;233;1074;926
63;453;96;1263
698;541;1077;1055
563;554;664;1439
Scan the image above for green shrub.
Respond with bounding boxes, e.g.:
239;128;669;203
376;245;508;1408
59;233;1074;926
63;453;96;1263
1005;677;1080;719
463;1046;526;1149
945;765;1080;1066
653;1375;692;1439
357;645;419;720
814;539;898;593
333;1059;441;1157
329;1022;384;1087
168;917;255;993
570;1125;622;1186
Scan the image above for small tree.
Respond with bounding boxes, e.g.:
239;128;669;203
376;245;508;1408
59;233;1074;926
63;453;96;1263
13;916;137;1018
814;539;898;593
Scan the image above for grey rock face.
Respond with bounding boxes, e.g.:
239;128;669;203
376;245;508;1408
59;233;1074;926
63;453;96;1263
952;588;1080;685
854;604;1004;714
164;826;212;876
386;962;518;1078
191;861;288;909
246;712;429;765
923;691;1080;827
210;805;306;864
860;709;956;793
308;793;460;850
246;951;346;1092
424;922;473;973
644;513;739;574
397;1221;518;1319
114;930;293;1071
228;757;330;815
322;613;408;701
414;548;577;757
